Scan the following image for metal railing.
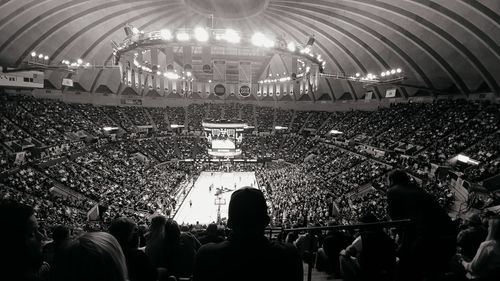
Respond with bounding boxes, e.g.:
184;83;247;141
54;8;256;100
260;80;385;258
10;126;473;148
274;219;411;281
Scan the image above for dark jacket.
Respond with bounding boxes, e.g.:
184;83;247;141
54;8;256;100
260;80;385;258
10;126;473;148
193;235;303;281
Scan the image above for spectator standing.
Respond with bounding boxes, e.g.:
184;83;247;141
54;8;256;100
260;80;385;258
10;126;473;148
386;170;457;281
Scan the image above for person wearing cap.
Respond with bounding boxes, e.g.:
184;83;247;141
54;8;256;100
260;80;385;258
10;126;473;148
193;187;303;281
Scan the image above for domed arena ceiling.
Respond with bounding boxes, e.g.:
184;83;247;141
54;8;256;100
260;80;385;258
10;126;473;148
0;0;499;99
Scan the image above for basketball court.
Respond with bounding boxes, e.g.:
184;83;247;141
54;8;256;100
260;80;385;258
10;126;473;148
174;171;259;225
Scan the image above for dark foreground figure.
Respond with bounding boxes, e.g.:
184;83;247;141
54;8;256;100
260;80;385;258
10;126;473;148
193;187;303;281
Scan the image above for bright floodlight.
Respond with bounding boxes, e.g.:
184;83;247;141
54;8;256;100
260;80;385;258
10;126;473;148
77;59;83;64
31;52;37;57
164;72;179;80
160;29;172;40
457;154;470;163
103;126;119;132
385;71;391;76
355;73;360;77
287;42;296;52
186;71;192;77
274;126;288;130
251;32;274;48
396;68;402;73
44;55;49;60
391;69;396;74
381;72;386;77
38;54;44;59
224;29;240;43
194;27;209;42
176;31;190;41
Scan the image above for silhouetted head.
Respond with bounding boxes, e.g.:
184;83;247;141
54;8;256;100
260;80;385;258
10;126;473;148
52;232;128;281
109;217;138;249
487;216;500;242
164;219;181;245
227;187;270;235
387;170;411;187
359;213;379;224
0;200;44;277
149;215;167;239
206;223;218;235
52;225;70;245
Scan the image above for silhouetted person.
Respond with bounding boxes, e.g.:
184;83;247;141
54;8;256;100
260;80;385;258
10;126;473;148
145;215;167;268
109;217;156;281
160;219;201;279
316;221;353;277
457;213;488;261
51;232;128;281
0;200;46;281
386;170;457;281
198;223;225;245
43;225;70;266
339;213;397;281
193;187;303;281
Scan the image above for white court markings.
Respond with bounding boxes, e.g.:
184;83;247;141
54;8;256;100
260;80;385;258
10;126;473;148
174;172;259;225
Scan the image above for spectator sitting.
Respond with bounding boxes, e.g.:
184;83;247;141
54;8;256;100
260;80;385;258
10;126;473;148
198;223;225;245
51;232;128;281
42;225;70;266
458;213;488;261
461;215;500;280
315;221;353;277
339;213;397;281
145;215;167;268
193;187;303;281
294;224;321;264
0;200;47;281
109;217;157;281
160;219;201;279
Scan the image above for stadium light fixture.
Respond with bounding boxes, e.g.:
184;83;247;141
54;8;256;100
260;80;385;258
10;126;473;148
287;42;296;52
176;31;190;41
160;29;172;40
251;32;274;48
77;59;83;64
223;29;240;43
274;126;288;130
164;72;179;80
38;54;44;59
457;154;470;163
194;27;209;42
31;52;37;57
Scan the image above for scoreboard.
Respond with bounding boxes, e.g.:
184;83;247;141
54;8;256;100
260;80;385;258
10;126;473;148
202;120;247;158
